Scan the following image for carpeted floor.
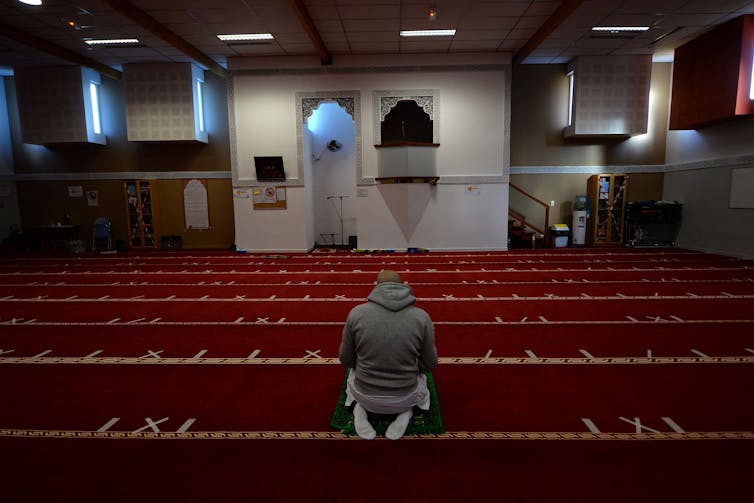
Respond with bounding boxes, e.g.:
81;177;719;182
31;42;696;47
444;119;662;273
0;248;752;500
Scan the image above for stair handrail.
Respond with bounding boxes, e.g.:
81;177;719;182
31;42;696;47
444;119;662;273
509;182;550;241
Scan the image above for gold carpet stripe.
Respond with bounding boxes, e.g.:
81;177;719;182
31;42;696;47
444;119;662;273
0;429;752;441
1;266;752;275
1;356;753;365
2;294;753;302
3;319;754;327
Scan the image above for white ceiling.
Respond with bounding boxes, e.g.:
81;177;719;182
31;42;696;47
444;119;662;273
1;0;753;75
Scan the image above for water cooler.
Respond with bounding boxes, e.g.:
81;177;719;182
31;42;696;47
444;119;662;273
571;195;587;246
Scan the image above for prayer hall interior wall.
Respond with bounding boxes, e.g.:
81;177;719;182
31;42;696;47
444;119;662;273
508;63;670;234
228;54;510;252
664;116;754;259
510;59;754;259
1;71;234;249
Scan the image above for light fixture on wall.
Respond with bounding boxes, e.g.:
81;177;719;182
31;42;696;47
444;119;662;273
428;6;437;21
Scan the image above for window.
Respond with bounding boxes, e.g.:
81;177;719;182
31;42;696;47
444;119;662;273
750;52;754;100
89;81;101;134
196;80;205;132
196;80;204;131
567;70;575;126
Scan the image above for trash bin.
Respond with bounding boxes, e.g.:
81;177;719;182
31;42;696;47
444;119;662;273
550;224;570;248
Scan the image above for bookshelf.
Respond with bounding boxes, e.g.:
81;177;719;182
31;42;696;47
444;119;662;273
586;174;628;246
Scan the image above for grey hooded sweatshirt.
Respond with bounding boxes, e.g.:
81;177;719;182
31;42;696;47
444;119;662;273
339;281;438;396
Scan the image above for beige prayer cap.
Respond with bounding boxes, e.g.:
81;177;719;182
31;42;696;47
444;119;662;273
377;270;401;283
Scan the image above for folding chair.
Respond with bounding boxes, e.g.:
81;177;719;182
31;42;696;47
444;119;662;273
92;217;112;251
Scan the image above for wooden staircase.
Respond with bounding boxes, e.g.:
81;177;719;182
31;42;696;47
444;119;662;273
508;216;545;249
508;183;550;249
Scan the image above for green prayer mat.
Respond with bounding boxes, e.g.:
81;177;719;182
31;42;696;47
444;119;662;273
330;370;444;437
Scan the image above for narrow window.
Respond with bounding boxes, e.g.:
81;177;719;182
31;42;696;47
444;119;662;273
90;81;101;134
750;52;754;100
196;80;205;132
567;70;575;126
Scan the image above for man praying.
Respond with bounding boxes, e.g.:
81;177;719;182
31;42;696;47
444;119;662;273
339;270;438;440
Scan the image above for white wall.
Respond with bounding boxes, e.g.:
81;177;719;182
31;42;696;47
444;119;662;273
666;116;754;164
358;183;509;251
664;109;754;259
664;166;754;259
232;186;310;252
662;118;754;259
229;59;509;252
307;103;356;246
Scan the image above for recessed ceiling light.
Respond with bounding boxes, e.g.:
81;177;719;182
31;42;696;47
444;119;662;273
84;38;141;46
592;26;650;33
217;33;274;42
400;29;456;37
18;0;43;6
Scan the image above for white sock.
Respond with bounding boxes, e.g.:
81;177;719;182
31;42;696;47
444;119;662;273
353;403;376;440
385;409;413;440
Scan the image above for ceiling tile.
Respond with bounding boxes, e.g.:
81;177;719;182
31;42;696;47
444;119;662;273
468;2;529;17
347;31;398;42
524;1;561;16
343;19;400;31
458;17;519;30
453;29;510;41
399;40;453;52
337;5;399;19
349;41;399;53
450;40;506;51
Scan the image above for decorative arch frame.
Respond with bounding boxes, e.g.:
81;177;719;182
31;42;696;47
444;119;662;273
373;89;440;145
295;91;361;181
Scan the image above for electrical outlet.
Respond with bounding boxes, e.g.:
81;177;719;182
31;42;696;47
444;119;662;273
550;200;555;207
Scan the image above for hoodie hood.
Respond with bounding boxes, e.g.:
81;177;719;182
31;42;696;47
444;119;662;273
367;282;416;312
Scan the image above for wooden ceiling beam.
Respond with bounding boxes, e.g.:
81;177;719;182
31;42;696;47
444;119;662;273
103;0;226;79
0;22;122;80
513;0;586;65
289;0;332;65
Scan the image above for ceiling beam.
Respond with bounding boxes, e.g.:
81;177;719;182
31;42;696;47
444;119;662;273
289;0;332;65
0;22;122;80
512;0;586;65
102;0;226;78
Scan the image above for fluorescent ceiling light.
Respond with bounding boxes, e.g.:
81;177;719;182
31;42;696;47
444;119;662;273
84;38;140;46
400;29;456;37
18;0;42;5
592;26;649;32
217;33;274;41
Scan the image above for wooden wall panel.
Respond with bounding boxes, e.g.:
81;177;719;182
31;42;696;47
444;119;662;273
670;15;754;129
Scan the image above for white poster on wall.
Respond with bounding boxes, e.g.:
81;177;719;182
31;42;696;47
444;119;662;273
86;190;99;206
730;167;754;208
184;179;210;230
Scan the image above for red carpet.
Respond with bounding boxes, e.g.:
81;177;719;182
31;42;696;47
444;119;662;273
0;364;752;432
0;248;752;500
